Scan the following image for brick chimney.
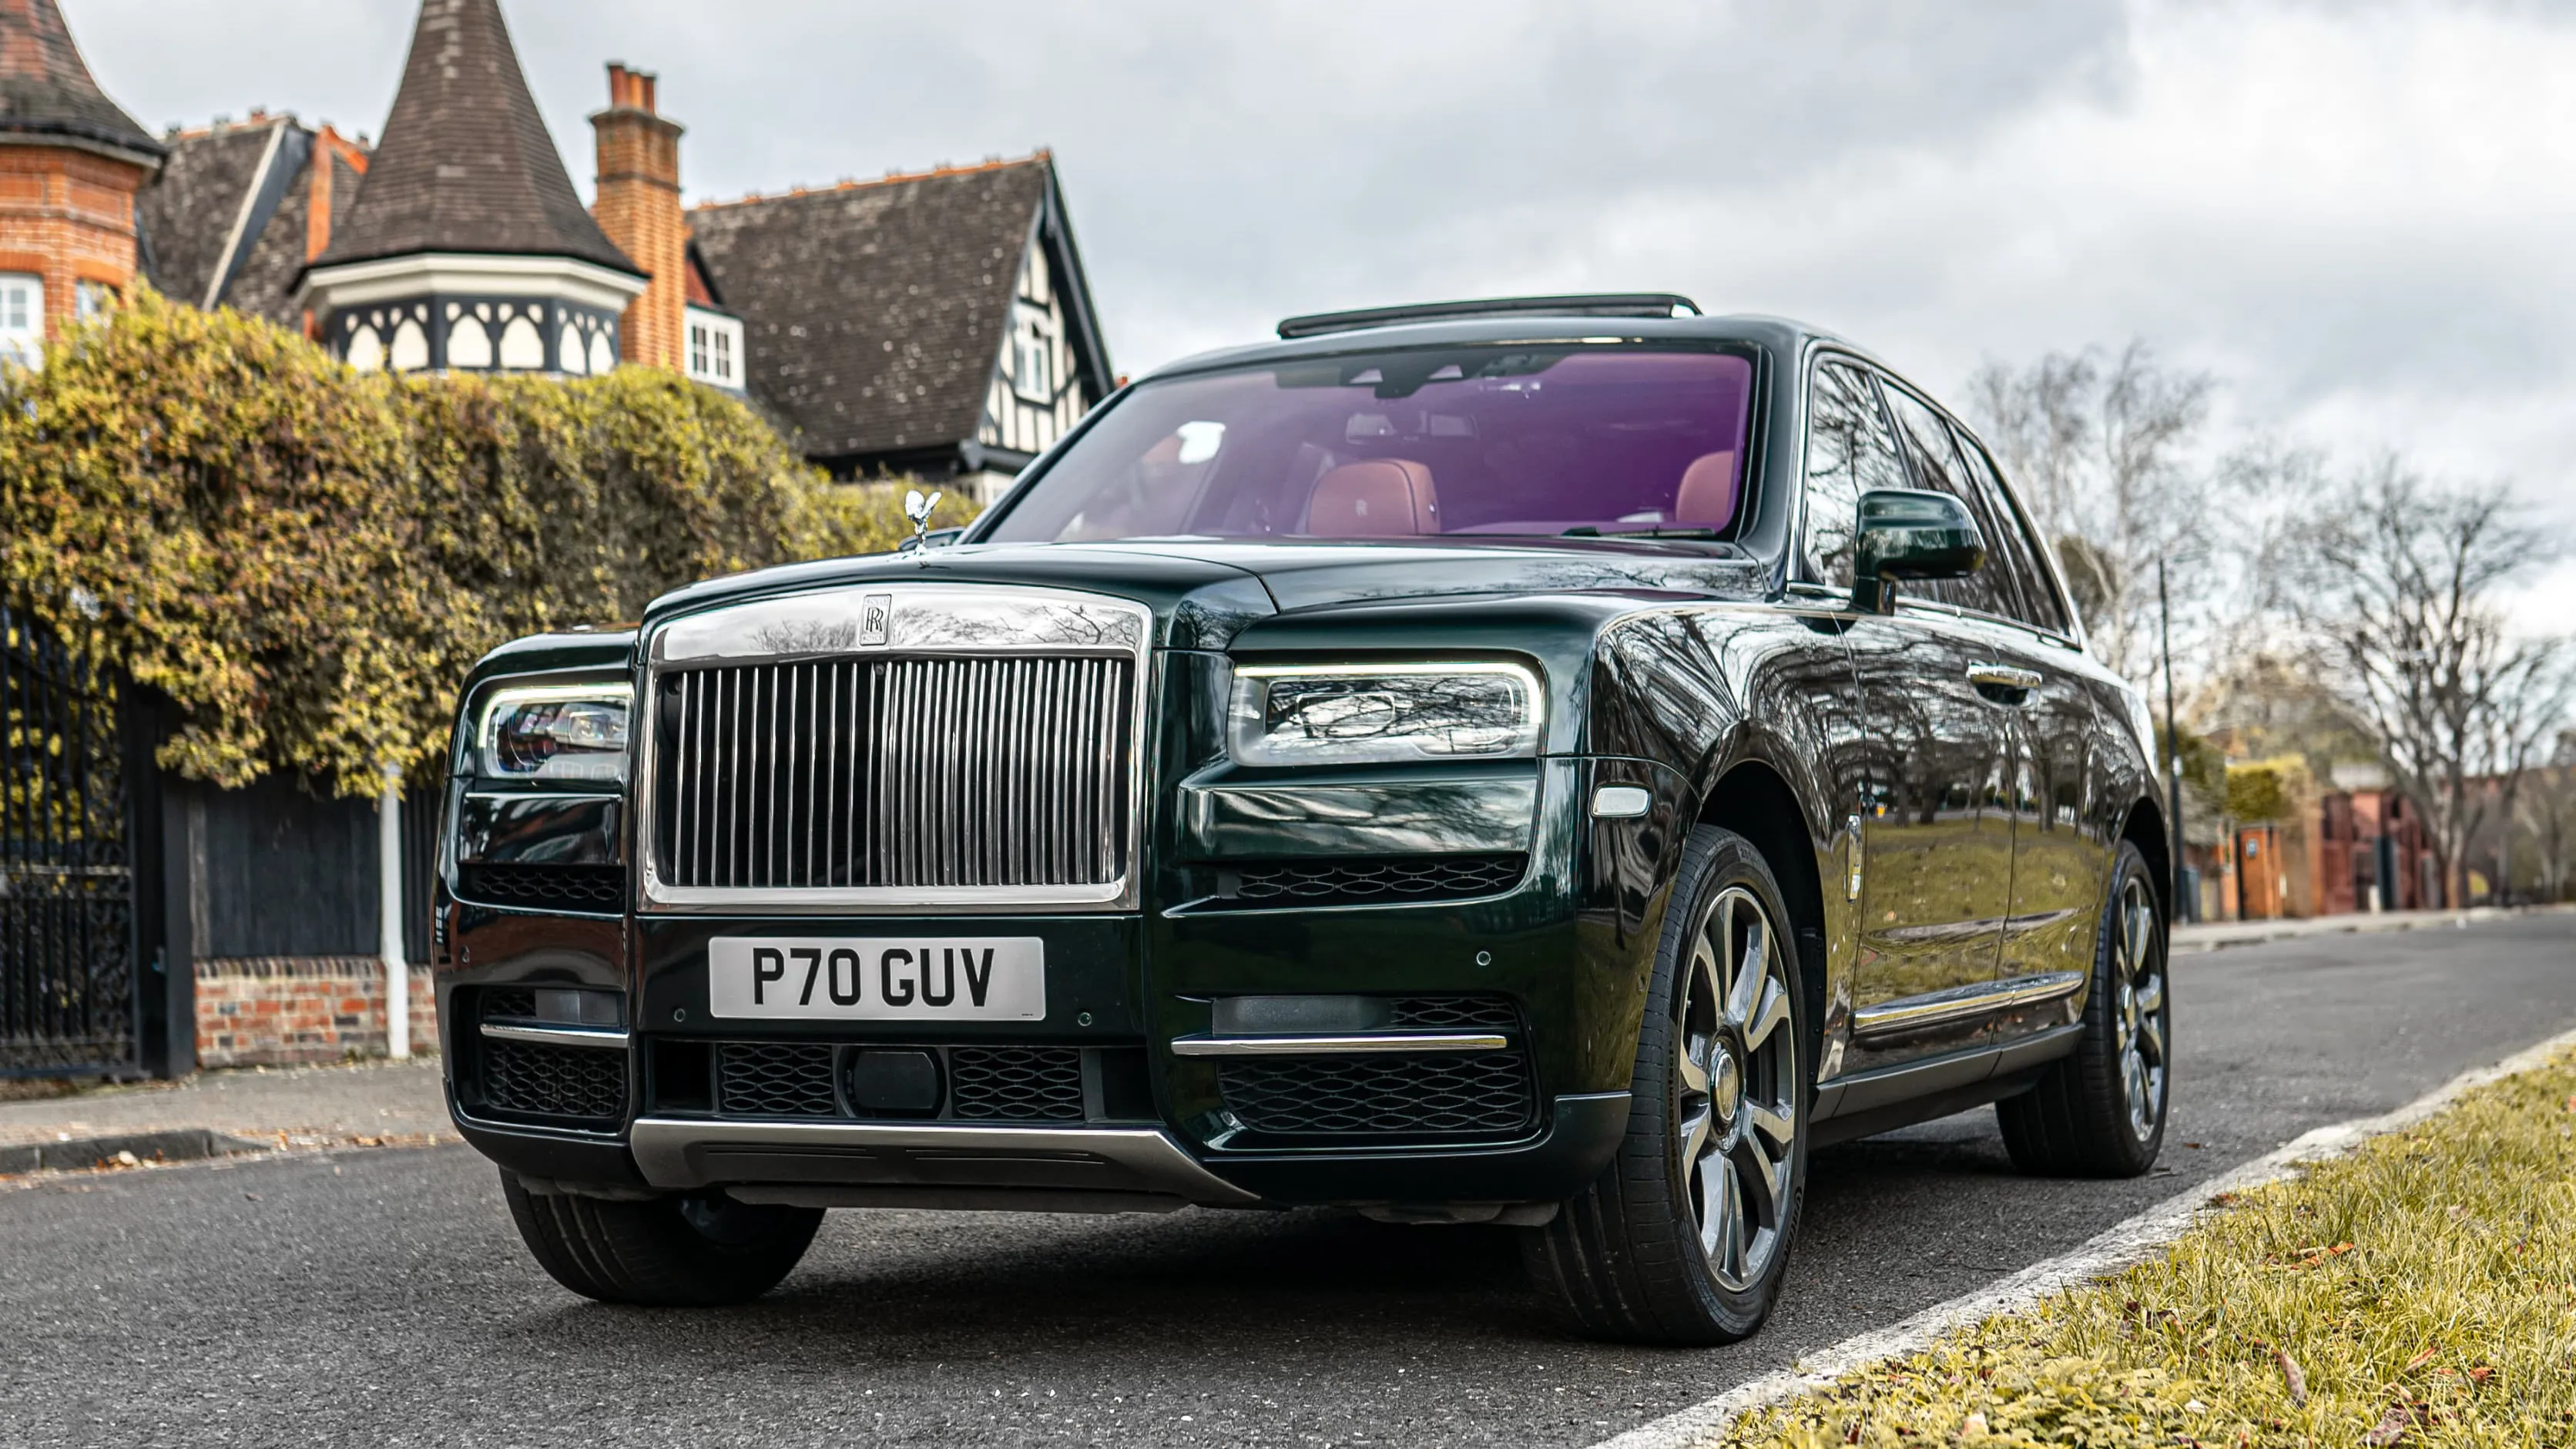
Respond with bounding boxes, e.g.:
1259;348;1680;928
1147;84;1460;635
589;62;684;371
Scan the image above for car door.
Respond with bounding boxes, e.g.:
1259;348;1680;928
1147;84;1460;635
1884;377;2102;1037
1946;424;2110;1042
1804;359;2013;1074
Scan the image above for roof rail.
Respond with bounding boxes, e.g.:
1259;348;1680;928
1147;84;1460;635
1275;293;1702;340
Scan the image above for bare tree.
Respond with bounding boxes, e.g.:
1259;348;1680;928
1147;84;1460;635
2517;731;2576;902
2487;653;2576;904
1968;340;2215;683
2283;460;2568;907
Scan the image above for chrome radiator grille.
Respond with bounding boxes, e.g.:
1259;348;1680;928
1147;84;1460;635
652;655;1135;891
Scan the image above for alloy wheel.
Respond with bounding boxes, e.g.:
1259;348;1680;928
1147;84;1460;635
2111;876;2168;1143
1675;885;1800;1293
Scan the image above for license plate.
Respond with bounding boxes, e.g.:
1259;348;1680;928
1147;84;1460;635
706;936;1045;1021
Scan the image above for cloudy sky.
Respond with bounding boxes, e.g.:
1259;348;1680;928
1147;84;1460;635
69;0;2576;587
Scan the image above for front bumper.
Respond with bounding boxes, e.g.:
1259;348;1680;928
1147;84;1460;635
438;753;1683;1210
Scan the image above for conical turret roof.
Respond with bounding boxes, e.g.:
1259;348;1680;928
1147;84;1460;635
310;0;634;274
0;0;162;165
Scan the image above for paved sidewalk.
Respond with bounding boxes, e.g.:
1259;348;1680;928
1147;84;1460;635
2169;904;2562;953
0;1057;452;1159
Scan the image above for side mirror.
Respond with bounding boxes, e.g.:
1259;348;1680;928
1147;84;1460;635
1852;488;1985;612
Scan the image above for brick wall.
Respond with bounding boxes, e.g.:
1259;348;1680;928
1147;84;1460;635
196;957;440;1068
0;144;148;334
591;64;685;371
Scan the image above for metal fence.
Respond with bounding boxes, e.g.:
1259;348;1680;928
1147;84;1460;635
0;605;146;1076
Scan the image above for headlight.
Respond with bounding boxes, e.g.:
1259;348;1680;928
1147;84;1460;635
1229;662;1541;767
475;684;631;783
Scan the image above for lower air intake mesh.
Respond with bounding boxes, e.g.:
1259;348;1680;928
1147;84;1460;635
1217;855;1524;907
478;1038;627;1122
1219;1052;1537;1138
457;863;627;912
699;1043;1087;1122
949;1047;1085;1122
717;1042;839;1118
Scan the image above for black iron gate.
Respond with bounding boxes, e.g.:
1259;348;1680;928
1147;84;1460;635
0;604;146;1076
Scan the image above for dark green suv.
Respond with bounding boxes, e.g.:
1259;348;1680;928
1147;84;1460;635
441;295;2171;1343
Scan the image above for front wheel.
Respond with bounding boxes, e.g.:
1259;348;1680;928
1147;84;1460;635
1997;841;2171;1177
1524;825;1811;1343
501;1172;823;1306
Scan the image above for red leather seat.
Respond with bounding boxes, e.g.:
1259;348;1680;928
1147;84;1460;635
1307;458;1441;535
1673;450;1739;527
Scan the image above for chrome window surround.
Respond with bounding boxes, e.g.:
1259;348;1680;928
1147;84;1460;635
636;583;1155;914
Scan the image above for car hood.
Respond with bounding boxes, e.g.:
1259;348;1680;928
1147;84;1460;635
643;538;1774;651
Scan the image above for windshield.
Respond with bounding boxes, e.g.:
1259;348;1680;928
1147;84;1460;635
981;345;1757;545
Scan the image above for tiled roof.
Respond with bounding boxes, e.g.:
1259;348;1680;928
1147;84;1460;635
308;0;632;275
686;158;1052;461
225;143;364;327
139;120;283;307
0;0;159;163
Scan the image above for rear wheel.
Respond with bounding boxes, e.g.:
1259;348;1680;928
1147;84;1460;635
1524;826;1810;1343
1997;842;2170;1177
501;1172;823;1306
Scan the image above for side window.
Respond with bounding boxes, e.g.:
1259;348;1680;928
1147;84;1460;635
1950;424;2072;636
1801;360;1910;589
1880;381;2018;620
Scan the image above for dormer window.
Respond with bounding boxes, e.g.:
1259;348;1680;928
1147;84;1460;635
684;306;744;390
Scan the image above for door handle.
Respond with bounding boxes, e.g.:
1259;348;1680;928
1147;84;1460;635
1967;663;2043;694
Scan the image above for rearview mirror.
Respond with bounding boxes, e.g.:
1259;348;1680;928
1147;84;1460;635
1852;488;1985;613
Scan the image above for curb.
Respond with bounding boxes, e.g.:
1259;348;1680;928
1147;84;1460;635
2170;903;2573;954
0;1127;270;1176
1587;1021;2576;1449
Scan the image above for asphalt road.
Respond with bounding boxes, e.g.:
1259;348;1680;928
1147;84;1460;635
8;915;2574;1448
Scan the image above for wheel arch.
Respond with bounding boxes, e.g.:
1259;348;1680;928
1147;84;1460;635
1692;757;1832;1051
2118;793;2172;918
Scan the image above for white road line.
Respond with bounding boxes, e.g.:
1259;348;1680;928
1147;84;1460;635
1588;1023;2576;1449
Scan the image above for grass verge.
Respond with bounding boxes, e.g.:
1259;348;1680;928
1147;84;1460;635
1716;1051;2576;1447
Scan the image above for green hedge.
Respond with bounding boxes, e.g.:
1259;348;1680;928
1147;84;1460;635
0;290;917;796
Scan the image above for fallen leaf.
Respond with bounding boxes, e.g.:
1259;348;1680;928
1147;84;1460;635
2362;1404;2410;1446
2404;1346;2437;1372
2275;1345;2309;1407
2467;1366;2493;1385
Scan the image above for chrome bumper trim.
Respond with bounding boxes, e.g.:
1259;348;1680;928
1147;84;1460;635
478;1021;630;1048
1169;1032;1511;1057
626;1118;1263;1206
1850;970;2089;1042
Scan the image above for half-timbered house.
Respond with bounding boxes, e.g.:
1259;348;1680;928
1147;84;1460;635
686;155;1114;501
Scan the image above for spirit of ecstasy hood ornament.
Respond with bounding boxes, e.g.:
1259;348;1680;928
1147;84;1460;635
904;488;944;562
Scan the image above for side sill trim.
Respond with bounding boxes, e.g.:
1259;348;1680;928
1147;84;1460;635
478;1021;631;1048
1849;970;2088;1042
1170;1033;1509;1057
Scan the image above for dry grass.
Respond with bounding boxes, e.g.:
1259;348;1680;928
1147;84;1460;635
1716;1051;2576;1447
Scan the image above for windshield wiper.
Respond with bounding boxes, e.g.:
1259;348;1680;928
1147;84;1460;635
1561;525;1727;540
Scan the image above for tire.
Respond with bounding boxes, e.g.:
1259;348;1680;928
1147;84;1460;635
1997;841;2171;1177
501;1171;823;1306
1524;825;1813;1344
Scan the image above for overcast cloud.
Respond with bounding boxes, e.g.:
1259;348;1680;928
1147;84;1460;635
69;0;2576;602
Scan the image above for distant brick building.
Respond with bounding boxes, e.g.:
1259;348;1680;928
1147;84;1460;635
0;0;1115;499
0;0;163;361
126;0;1113;499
